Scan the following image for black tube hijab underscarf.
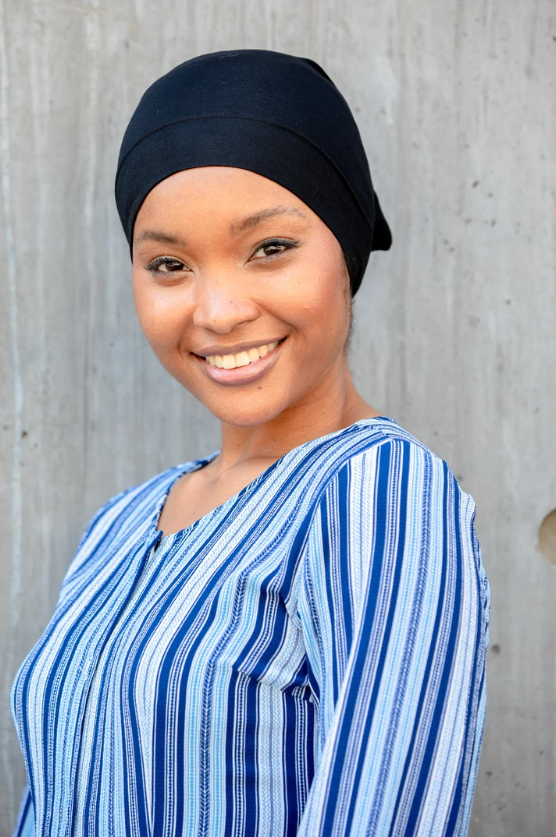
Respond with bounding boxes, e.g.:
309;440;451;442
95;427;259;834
115;49;391;296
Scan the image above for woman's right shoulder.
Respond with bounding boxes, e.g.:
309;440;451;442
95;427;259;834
61;463;193;585
83;465;183;538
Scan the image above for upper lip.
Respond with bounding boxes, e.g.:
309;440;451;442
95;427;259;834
192;337;286;358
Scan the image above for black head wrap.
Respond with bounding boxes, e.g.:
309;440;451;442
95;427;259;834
115;49;391;295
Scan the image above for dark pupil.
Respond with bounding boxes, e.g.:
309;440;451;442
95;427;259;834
166;260;182;271
265;245;282;255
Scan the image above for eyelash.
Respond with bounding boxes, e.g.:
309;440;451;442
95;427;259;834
144;238;299;274
144;256;188;274
250;238;299;260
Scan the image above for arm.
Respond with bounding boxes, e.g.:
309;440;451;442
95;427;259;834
12;785;34;837
297;439;489;837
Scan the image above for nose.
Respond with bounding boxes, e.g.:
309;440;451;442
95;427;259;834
192;274;260;334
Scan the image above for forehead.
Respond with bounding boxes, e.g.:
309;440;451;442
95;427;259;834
137;167;310;220
132;165;340;258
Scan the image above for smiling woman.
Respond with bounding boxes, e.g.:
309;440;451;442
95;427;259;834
132;168;357;434
11;50;489;837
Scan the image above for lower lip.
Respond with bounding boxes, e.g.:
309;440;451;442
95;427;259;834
194;340;286;386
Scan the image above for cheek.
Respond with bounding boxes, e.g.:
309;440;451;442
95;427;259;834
290;255;350;346
132;273;187;352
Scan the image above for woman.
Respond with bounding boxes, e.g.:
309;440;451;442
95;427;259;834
12;50;489;837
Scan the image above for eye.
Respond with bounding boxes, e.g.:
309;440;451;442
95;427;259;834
250;238;298;260
145;256;189;274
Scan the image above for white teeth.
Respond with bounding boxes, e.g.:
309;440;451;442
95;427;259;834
205;341;281;368
222;354;236;370
235;351;250;367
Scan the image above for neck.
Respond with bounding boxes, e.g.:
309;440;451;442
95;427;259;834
214;356;380;473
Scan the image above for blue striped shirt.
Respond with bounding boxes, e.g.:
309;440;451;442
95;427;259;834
11;417;489;836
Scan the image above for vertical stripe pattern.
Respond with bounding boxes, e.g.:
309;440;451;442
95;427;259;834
11;418;489;837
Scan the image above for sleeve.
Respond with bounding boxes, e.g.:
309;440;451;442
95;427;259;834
12;784;35;837
56;478;155;602
296;439;489;837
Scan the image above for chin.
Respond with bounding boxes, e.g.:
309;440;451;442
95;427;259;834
196;391;292;428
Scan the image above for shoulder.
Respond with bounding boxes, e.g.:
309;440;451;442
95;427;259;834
311;416;431;464
313;418;478;527
304;420;487;608
64;459;207;579
312;417;443;482
80;465;182;542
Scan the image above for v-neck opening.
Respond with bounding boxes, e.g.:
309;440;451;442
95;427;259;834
150;415;396;549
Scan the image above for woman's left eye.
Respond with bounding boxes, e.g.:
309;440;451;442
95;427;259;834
250;239;297;260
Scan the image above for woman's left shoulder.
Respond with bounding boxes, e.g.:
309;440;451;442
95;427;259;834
312;419;487;602
324;417;476;511
325;416;436;469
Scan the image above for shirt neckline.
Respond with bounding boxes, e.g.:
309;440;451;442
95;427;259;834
150;415;396;549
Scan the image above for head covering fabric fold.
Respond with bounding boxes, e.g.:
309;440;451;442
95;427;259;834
115;49;391;295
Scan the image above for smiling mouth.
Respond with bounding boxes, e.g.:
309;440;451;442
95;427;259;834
198;338;287;370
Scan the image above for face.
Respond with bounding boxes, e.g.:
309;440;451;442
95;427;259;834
132;167;351;427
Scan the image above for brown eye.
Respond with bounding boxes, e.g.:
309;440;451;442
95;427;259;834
253;243;287;258
145;256;188;273
250;239;298;260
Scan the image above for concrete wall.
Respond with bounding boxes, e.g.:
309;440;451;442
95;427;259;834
1;1;554;834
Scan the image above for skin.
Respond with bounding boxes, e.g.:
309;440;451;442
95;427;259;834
132;167;381;536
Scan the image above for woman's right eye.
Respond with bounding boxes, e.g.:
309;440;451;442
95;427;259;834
145;256;189;273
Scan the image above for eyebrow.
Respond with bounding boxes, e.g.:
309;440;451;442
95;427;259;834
229;205;307;235
134;205;308;249
134;230;186;249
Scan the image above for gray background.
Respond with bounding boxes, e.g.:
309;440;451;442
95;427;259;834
1;1;555;834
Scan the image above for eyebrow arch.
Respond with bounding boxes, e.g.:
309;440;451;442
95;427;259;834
134;230;187;249
229;205;307;235
134;205;308;249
